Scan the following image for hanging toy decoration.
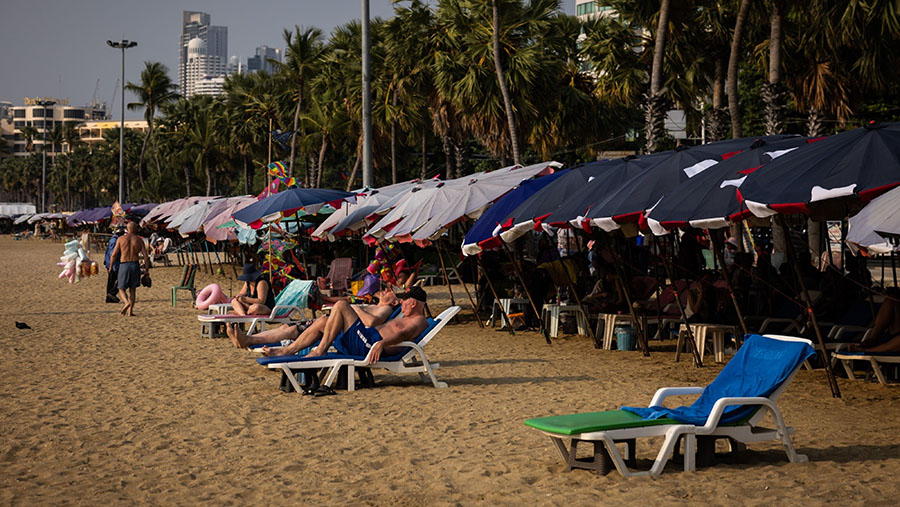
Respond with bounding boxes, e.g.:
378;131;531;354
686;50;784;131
57;239;98;284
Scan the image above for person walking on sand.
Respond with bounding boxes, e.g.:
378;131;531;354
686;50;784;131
111;221;150;316
104;226;124;303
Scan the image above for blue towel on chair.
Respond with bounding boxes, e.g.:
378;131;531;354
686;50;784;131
623;334;815;425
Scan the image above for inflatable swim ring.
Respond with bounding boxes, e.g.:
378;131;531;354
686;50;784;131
196;283;227;310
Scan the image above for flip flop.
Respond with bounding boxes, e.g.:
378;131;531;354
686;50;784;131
313;386;337;397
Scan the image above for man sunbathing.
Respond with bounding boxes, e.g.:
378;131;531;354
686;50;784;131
849;296;900;353
226;289;400;355
303;286;429;364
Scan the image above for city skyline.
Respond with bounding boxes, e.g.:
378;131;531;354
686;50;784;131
0;0;459;119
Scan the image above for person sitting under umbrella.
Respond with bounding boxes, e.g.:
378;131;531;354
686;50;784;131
231;263;274;316
850;291;900;353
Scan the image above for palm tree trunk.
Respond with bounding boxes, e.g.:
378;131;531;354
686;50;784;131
708;55;730;142
66;156;71;210
728;0;752;139
441;135;453;179
243;156;249;194
184;165;192;197
316;136;328;188
289;76;302;175
645;0;671;153
762;0;787;135
454;141;465;176
205;159;212;196
492;0;520;166
391;89;398;185
345;135;363;192
137;127;150;188
421;120;427;180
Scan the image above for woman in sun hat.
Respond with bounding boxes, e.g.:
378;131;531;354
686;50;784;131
231;263;274;316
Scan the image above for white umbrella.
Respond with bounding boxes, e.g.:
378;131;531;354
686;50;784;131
16;213;35;224
386;161;562;244
201;196;257;243
847;185;900;254
178;197;247;235
166;197;223;231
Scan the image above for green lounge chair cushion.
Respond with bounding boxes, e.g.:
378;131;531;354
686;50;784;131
525;410;678;435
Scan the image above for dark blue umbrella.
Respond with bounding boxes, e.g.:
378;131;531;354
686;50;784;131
461;169;567;256
646;136;811;234
740;122;900;220
579;136;796;231
233;187;355;228
543;151;674;228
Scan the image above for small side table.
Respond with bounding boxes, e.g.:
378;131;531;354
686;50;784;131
541;304;589;338
597;313;634;350
489;298;530;328
207;303;232;315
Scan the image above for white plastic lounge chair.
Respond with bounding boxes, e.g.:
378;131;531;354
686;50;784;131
197;279;315;338
833;350;900;385
257;306;461;392
525;334;815;478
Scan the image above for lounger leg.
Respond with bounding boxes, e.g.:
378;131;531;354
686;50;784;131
647;426;691;477
683;433;696;472
278;365;304;393
840;359;857;380
346;364;355;392
871;358;889;385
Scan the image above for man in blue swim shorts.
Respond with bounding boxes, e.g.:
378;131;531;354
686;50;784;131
306;286;429;364
111;222;150;316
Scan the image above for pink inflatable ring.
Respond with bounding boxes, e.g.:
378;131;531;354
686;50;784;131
196;283;227;310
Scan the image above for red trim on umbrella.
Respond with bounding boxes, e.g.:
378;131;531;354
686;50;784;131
477;236;502;251
738;164;763;175
728;209;753;222
501;217;513;228
282;207;301;217
769;202;809;214
721;150;741;160
249;219;264;230
581;220;593;233
859;182;900;204
661;220;687;229
612;211;641;223
380;218;403;233
808;136;827;143
547;221;568;227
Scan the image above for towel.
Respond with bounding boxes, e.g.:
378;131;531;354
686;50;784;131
623;335;815;425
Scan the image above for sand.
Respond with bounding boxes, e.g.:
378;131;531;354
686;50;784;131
1;236;899;505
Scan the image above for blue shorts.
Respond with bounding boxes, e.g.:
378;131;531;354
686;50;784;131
117;261;141;289
334;318;383;356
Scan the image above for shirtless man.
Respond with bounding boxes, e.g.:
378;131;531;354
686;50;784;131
306;286;428;364
227;289;401;356
111;221;150;316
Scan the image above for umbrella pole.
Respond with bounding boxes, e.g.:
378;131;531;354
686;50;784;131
437;245;457;306
710;229;749;336
778;215;841;398
610;235;650;356
500;243;550;344
477;257;515;335
662;236;703;367
439;241;483;328
892;250;897;288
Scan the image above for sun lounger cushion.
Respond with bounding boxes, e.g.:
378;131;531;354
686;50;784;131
623;334;815;425
525;410;678;435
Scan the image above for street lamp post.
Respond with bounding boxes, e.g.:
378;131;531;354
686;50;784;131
361;0;373;188
107;39;137;205
35;99;56;212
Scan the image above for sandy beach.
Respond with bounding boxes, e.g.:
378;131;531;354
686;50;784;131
1;236;899;505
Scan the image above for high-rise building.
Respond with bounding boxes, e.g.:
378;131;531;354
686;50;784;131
247;45;282;74
179;11;229;95
182;38;237;97
574;0;615;21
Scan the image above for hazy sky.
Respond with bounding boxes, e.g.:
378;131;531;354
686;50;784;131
1;1;574;119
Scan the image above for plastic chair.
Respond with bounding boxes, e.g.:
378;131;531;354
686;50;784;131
172;264;198;307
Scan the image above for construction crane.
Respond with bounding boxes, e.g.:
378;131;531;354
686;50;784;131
109;78;120;120
91;79;101;107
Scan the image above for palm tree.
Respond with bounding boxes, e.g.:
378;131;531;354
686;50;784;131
276;26;325;177
20;126;38;153
492;0;521;165
727;0;752;138
185;96;223;196
125;62;179;188
645;0;672;153
762;0;788;135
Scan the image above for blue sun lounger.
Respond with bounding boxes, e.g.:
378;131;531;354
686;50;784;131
257;306;460;392
525;334;815;477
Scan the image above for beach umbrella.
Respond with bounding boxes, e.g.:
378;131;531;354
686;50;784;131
740;122;900;220
128;203;158;217
406;161;561;244
177;197;246;235
201;197;257;243
846;185;900;254
462;170;568;256
232;187;355;228
145;196;218;225
645;136;811;234
313;179;425;240
166;198;224;231
366;178;446;219
495;159;632;243
542;153;673;230
576;136;795;232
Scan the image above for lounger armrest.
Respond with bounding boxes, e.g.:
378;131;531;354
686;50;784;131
830;325;870;340
758;317;798;334
698;396;780;434
650;387;704;407
269;305;300;318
